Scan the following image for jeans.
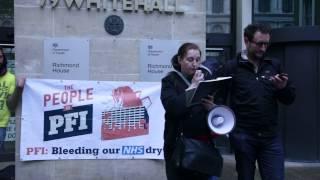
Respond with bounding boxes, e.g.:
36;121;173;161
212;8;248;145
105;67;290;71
229;131;284;180
208;176;219;180
0;127;6;152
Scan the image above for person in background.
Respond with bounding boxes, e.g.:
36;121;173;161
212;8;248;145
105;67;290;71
199;56;224;80
222;24;295;180
161;42;220;180
0;47;24;152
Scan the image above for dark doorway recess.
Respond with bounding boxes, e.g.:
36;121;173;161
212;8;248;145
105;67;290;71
268;26;320;162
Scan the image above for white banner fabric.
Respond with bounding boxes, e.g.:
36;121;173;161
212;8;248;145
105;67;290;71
20;79;165;161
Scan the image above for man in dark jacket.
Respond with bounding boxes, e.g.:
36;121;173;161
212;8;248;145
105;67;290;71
223;24;295;180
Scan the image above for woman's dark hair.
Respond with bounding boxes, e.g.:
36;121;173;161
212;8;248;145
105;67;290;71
244;23;271;42
0;47;8;75
171;42;201;71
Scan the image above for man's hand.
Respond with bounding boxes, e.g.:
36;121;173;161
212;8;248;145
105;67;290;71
270;73;288;90
7;77;26;113
16;77;26;89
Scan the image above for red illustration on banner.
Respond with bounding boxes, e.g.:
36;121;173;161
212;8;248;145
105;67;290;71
101;86;151;140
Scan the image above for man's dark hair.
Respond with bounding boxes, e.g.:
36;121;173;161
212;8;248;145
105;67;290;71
244;24;271;41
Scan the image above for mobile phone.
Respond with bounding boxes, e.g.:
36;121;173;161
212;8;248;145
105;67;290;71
279;73;288;79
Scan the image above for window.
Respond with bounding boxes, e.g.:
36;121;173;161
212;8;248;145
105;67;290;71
282;0;293;13
0;0;14;28
258;0;271;13
301;0;314;25
206;0;231;33
212;0;224;13
253;0;317;28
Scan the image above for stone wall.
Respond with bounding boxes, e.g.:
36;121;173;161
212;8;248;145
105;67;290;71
14;0;205;179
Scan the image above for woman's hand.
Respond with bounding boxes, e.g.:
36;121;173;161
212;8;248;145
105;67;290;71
201;95;216;111
188;70;204;89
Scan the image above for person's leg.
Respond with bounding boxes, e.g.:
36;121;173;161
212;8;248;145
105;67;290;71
163;144;180;180
164;144;211;180
229;131;258;180
179;169;210;180
165;158;210;180
208;176;219;180
257;134;284;180
0;127;6;152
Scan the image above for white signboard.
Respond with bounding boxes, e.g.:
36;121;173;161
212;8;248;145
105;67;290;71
139;40;180;81
20;79;165;161
44;38;89;80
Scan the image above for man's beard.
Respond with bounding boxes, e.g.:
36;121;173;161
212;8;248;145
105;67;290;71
254;51;266;60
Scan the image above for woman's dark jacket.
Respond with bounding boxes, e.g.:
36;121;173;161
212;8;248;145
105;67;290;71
160;71;212;147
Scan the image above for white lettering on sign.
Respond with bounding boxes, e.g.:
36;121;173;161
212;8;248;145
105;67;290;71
48;110;89;135
65;0;84;8
40;0;185;13
87;0;101;9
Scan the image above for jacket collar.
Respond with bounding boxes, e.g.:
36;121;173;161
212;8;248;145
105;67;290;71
172;70;191;86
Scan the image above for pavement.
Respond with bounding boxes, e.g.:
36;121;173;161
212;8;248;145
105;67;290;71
1;154;320;179
220;154;320;180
